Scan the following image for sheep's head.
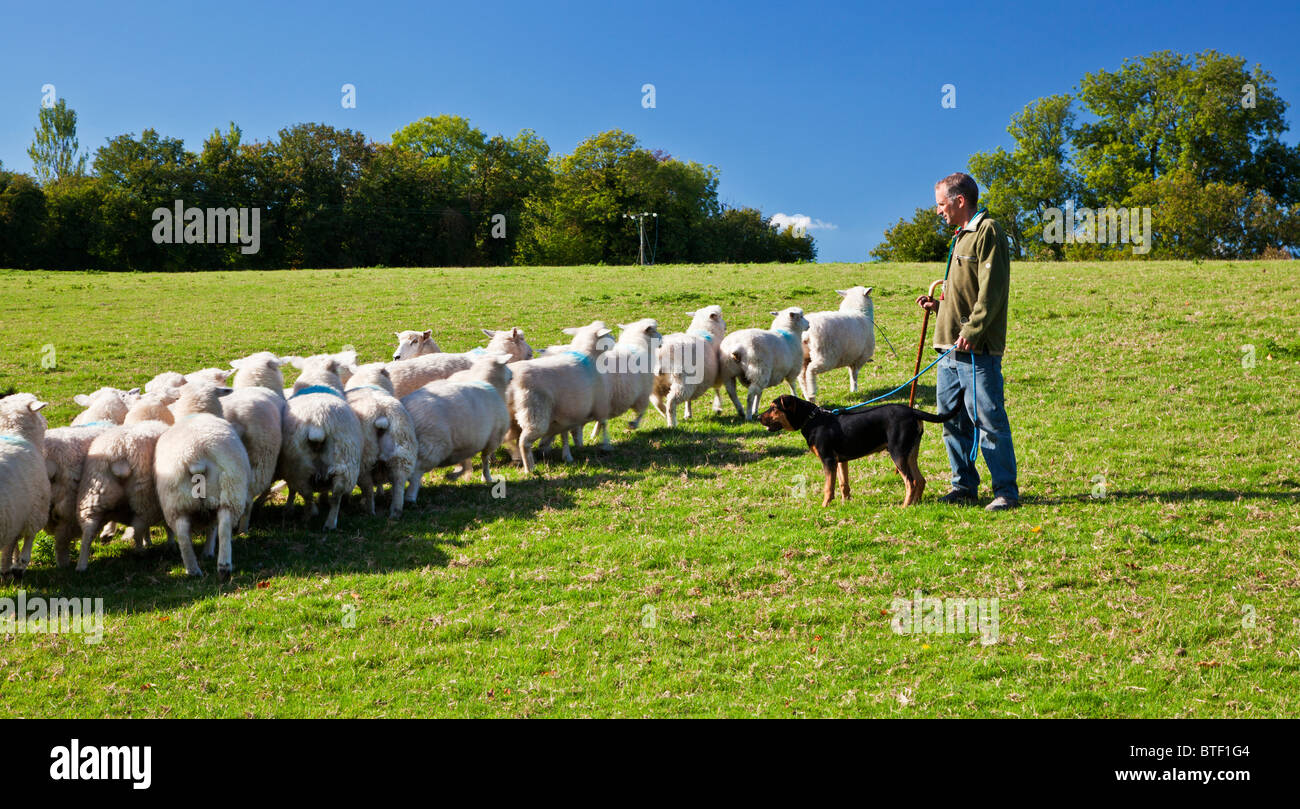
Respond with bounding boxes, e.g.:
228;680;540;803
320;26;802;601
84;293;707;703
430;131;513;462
616;319;662;348
562;322;614;357
768;307;810;335
173;381;231;417
0;392;49;442
393;329;439;361
346;362;396;395
836;286;874;313
688;305;726;336
484;327;533;361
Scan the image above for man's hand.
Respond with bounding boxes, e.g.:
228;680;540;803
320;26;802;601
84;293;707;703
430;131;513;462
954;335;973;352
915;295;940;313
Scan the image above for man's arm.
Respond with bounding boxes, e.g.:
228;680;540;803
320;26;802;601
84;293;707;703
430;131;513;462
959;225;1009;348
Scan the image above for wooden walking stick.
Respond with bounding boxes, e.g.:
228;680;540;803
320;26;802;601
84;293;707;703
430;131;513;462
909;279;945;407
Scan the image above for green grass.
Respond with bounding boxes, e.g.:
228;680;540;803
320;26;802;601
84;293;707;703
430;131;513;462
0;260;1296;717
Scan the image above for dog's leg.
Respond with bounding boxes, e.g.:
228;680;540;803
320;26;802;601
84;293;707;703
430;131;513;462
892;454;914;506
838;461;851;501
822;461;838;507
908;442;925;505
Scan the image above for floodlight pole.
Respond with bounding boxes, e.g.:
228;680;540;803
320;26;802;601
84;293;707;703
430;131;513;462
623;212;658;265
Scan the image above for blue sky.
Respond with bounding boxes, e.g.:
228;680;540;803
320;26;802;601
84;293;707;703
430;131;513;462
2;0;1298;262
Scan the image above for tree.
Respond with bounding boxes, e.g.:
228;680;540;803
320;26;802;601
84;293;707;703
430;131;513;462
968;95;1079;259
28;99;88;185
870;207;949;262
1074;50;1300;205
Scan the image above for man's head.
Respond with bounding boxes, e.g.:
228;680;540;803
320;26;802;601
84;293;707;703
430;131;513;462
934;173;979;228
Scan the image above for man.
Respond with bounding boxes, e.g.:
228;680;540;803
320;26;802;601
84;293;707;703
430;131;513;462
916;173;1019;510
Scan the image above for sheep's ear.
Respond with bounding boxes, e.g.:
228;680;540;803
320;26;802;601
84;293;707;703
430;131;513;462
616;323;627;330
597;328;613;339
685;310;696;317
74;394;92;407
769;311;780;316
379;367;391;379
492;352;512;364
229;358;244;369
835;289;847;297
216;387;234;397
276;356;295;367
110;459;132;479
561;327;579;336
286;356;305;369
162;386;182;401
510;327;522;339
421;330;432;340
864;287;873;296
336;350;357;365
710;311;720;320
126;387;141;396
482;328;496;338
29;399;48;412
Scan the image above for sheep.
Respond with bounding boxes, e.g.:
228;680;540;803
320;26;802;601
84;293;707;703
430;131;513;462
277;371;362;531
43;422;114;566
344;363;417;519
71;387;141;426
75;420;171;571
154;404;252;580
124;389;178;425
386;328;534;398
145;368;231;395
589;319;662;443
505;322;612;474
799;286;876;401
650;305;729;428
391;329;441;361
0;393;51;578
401;354;512;502
718;307;812;420
230;352;291;397
288;351;357;393
219;387;283;533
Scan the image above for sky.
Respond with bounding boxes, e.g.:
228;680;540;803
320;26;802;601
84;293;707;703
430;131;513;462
2;0;1298;263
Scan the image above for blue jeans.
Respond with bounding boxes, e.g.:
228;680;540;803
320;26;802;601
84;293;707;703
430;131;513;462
935;351;1019;500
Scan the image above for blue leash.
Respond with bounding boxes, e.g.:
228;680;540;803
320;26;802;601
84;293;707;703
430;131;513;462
830;346;956;414
968;352;980;461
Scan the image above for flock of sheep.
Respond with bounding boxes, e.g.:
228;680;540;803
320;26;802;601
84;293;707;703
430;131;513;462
0;286;879;581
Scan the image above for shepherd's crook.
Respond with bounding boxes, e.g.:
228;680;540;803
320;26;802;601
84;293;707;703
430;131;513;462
909;279;944;408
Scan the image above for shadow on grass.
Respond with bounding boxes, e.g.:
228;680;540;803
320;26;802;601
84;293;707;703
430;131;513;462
1022;487;1300;506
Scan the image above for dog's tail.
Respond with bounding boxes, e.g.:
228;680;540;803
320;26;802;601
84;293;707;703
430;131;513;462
911;389;963;423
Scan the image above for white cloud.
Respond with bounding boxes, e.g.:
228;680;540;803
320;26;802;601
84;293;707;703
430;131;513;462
769;213;837;235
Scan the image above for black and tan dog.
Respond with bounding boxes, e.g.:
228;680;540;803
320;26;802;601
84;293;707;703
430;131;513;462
758;394;960;506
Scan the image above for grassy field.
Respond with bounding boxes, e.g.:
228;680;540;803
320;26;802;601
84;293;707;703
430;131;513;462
0;260;1296;718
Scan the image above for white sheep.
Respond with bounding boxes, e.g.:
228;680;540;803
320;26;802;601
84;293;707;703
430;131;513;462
219;386;283;533
650;305;728;427
344;364;418;518
505;322;611;473
75;420;171;571
124;389;178;425
0;394;52;578
799;286;876;401
590;319;661;443
230;352;292;397
401;354;512;502
154;399;252;580
43;422;113;567
391;329;442;361
288;351;357;393
278;371;362;531
145;368;231;395
386;328;533;398
718;307;811;420
71;387;141;426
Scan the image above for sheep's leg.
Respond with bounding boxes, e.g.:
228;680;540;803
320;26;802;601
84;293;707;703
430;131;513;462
800;370;817;401
387;469;405;519
204;523;217;558
0;539;12;577
588;420;602;442
238;502;253;535
54;523;77;567
323;487;343;531
174;516;203;577
77;516;104;572
131;518;151;550
746;385;763;421
571;428;583;450
480;449;494;486
361;475;376;516
16;531;37;575
518;428;540;475
600;420;612;451
405;471;423;505
725;379;746;418
628;402;648;430
560;431;574;464
216;508;234;581
849;364;861;393
711;389;724;414
680;398;691;422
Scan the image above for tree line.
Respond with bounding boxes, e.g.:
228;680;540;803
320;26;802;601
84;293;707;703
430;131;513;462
0;111;814;270
872;50;1300;261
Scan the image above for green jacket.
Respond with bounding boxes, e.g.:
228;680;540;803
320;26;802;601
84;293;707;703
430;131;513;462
935;210;1011;355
